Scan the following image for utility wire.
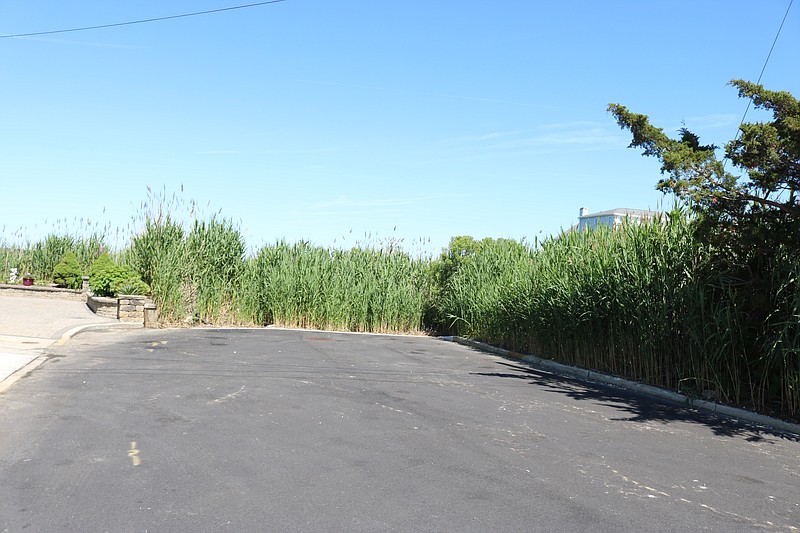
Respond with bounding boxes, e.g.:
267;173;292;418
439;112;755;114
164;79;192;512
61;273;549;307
734;0;793;135
723;0;793;171
0;0;287;39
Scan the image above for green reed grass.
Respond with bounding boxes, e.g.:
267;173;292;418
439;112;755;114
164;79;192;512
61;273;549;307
435;213;799;418
239;241;430;333
123;187;248;324
1;232;108;283
126;213;187;321
3;195;797;419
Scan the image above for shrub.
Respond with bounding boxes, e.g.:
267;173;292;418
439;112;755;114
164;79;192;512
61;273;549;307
113;276;151;296
89;252;150;297
89;253;117;297
52;251;83;289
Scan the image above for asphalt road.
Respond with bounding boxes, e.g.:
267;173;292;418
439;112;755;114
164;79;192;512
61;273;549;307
0;328;797;532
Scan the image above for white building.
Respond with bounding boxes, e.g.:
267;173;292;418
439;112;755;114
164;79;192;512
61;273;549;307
577;207;661;232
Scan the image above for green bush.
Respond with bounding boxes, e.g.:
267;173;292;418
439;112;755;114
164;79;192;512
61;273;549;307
52;251;83;289
112;276;150;296
89;252;150;297
89;252;117;297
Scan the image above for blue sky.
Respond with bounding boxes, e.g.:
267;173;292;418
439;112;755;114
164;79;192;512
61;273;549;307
2;1;798;255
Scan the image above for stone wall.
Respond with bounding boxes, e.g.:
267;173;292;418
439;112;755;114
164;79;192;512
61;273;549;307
86;295;119;318
0;283;86;302
1;281;157;327
118;295;148;323
85;293;157;325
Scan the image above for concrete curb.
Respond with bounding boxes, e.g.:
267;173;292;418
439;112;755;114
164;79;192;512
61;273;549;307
0;356;48;394
52;321;144;347
0;322;144;394
441;336;800;437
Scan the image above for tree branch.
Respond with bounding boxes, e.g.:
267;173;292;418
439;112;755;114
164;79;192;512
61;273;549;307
738;192;800;216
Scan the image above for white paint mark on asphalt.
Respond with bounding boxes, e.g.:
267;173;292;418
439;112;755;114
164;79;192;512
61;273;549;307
589;463;795;530
209;385;246;404
376;402;413;415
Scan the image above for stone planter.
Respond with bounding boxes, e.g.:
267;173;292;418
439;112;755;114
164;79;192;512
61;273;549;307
86;295;119;319
0;283;86;301
86;293;158;327
117;294;148;323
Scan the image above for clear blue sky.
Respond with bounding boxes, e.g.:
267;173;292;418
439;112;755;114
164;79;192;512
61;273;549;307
2;1;798;255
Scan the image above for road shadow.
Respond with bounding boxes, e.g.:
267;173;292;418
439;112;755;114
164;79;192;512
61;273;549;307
471;359;799;443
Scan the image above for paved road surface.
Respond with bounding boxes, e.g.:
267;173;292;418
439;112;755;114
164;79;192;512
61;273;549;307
0;295;119;384
0;328;797;532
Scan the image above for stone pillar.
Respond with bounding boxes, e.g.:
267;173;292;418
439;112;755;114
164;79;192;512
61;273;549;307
118;295;147;323
144;302;158;328
82;276;90;294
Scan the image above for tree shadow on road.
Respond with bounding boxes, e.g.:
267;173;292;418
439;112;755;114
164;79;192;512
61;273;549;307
471;359;799;444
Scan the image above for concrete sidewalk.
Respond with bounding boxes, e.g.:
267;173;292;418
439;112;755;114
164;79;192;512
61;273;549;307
0;295;139;391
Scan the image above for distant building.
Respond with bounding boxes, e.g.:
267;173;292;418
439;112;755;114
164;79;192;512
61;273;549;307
577;207;661;232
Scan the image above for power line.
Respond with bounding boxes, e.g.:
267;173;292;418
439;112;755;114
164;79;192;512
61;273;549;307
723;0;793;172
0;0;287;39
735;0;794;132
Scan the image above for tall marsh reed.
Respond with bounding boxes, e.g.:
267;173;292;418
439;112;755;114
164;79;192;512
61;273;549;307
124;189;247;323
240;242;430;332
434;214;800;418
1;232;108;283
2;197;797;419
